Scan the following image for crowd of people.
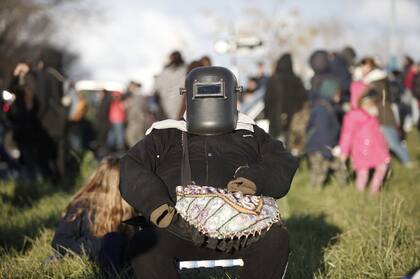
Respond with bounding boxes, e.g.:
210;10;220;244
3;47;418;187
0;51;212;183
1;51;69;183
1;46;419;276
258;48;419;192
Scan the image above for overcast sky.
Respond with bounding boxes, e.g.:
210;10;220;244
53;0;420;90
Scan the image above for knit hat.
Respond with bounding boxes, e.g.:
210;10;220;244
309;50;330;73
319;79;340;100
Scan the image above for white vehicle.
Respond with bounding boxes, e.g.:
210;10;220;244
75;80;125;93
239;87;269;133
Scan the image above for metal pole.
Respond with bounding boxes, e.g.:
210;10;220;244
389;0;397;70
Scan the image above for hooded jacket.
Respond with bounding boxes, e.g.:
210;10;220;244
339;81;390;170
35;50;67;139
305;79;341;159
309;50;338;92
264;53;307;138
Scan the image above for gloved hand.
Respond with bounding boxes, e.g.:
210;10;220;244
227;177;257;195
150;204;176;228
331;145;341;158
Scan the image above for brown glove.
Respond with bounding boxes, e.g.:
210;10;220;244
150;204;176;228
227;177;257;195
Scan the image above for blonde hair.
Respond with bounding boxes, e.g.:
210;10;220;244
64;156;134;237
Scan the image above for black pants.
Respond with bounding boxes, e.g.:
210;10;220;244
128;225;289;279
99;232;129;277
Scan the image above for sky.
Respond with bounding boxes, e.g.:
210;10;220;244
52;0;420;91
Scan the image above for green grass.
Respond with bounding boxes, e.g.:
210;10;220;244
1;134;419;278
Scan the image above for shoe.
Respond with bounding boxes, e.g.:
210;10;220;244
404;162;415;169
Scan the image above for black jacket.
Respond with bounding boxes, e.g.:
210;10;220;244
35;68;67;139
52;205;103;260
264;54;307;138
120;125;298;239
52;204;129;271
412;73;420;100
7;75;42;144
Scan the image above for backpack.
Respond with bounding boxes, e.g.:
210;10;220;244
287;102;310;157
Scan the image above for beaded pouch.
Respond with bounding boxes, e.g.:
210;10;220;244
175;185;281;240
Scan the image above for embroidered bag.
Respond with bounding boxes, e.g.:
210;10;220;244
175;132;282;252
175;185;280;240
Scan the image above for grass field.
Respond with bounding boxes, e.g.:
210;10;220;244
0;133;419;279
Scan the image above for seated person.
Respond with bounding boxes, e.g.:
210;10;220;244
120;67;298;279
51;156;134;275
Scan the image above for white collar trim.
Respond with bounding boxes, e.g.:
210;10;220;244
145;112;255;135
363;68;387;84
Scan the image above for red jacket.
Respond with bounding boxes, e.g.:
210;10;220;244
109;100;125;124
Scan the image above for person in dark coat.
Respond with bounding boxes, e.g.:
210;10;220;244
388;70;409;140
306;78;347;187
330;48;355;102
52;156;134;276
309;50;345;124
309;50;336;92
7;64;42;180
120;67;299;279
264;53;307;141
35;50;66;141
34;49;68;182
121;122;297;279
95;90;112;159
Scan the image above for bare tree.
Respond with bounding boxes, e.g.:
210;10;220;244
201;1;347;80
0;0;89;80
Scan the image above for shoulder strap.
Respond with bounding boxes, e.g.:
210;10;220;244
181;131;192;186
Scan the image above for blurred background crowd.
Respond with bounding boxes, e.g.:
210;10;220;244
0;0;419;189
0;47;419;189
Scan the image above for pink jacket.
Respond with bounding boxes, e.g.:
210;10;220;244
339;82;390;170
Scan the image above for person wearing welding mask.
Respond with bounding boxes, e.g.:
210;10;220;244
120;66;298;279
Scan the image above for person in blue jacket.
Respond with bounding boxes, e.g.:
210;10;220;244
306;79;347;187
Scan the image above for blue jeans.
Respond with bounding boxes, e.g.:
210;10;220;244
381;125;411;164
107;123;125;150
